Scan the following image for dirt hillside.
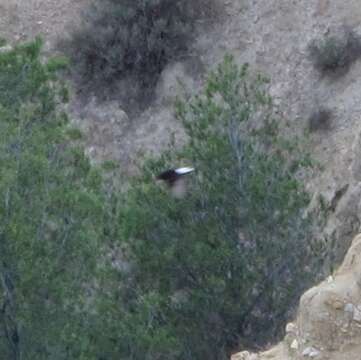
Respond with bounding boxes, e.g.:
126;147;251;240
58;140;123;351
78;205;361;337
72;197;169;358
0;0;88;50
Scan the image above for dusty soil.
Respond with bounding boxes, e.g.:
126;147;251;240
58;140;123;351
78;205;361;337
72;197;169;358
0;0;89;50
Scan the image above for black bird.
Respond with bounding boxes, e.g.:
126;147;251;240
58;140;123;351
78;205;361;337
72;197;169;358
156;167;194;198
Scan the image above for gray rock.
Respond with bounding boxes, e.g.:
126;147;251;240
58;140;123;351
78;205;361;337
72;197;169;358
344;303;354;313
290;339;299;350
353;305;361;322
286;322;297;334
302;346;320;357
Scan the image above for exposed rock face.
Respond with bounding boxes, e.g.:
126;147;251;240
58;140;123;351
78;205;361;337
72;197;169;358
231;233;361;360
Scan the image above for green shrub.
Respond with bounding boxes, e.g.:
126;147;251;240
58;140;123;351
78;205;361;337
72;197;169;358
111;56;321;359
0;39;108;359
308;29;361;75
63;0;210;108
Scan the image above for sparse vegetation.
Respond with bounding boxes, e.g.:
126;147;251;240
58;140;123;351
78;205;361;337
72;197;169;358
63;0;211;108
308;107;333;132
309;29;361;75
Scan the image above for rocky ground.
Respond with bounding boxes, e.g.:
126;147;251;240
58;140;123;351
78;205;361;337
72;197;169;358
2;0;361;358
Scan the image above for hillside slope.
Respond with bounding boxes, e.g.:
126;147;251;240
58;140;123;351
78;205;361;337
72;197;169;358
1;0;361;244
2;0;361;357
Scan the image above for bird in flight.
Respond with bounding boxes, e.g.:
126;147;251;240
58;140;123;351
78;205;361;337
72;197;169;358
156;167;194;198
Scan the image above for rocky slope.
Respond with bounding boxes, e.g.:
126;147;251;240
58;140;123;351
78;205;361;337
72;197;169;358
232;233;361;360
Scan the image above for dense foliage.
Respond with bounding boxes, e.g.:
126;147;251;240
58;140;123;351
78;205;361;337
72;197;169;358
113;56;320;359
0;39;106;359
0;40;321;359
64;0;207;107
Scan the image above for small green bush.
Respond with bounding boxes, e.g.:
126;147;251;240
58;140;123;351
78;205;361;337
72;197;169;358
109;56;321;359
309;29;361;75
63;0;210;107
